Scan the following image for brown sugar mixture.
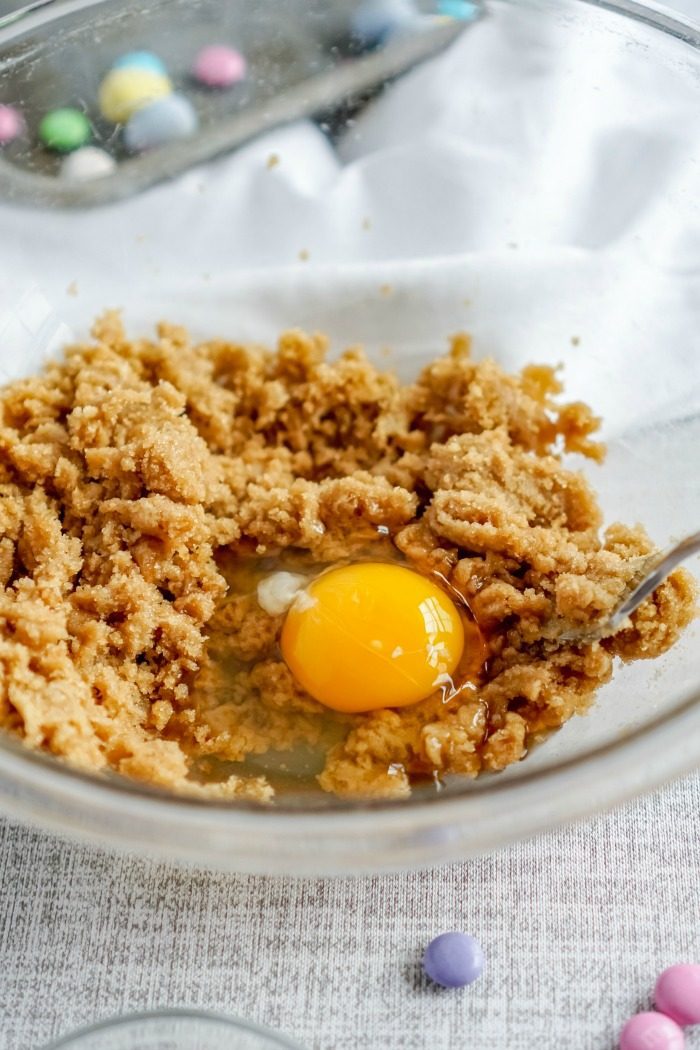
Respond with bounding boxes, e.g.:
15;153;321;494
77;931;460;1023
0;314;695;802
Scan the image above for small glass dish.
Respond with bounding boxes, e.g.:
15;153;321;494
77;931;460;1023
43;1009;305;1050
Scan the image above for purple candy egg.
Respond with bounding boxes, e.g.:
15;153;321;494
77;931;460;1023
423;932;484;989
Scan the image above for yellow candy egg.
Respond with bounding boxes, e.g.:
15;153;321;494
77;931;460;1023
98;67;172;123
280;562;467;714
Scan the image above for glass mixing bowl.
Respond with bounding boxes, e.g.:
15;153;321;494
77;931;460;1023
0;0;698;873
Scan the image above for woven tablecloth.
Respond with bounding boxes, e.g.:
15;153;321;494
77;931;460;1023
2;774;700;1050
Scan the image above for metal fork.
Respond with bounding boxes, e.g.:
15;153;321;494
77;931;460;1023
560;531;700;644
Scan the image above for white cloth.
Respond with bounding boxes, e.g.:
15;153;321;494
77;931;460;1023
1;4;700;1048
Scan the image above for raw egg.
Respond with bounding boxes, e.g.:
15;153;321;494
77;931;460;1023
279;562;466;714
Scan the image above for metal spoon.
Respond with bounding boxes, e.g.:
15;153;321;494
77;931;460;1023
560;530;700;644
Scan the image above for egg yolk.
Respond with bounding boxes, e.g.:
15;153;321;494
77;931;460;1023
280;562;466;714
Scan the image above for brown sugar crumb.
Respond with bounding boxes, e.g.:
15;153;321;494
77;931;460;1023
0;315;695;802
571;335;581;347
66;280;78;297
266;153;280;169
298;249;310;262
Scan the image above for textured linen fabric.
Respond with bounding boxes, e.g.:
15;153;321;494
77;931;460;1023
1;775;700;1050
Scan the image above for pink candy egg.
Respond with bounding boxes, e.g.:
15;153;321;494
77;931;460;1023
620;1013;685;1050
0;104;23;145
192;45;247;88
655;965;700;1026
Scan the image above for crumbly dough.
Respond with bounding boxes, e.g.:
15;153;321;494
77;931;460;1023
0;316;695;801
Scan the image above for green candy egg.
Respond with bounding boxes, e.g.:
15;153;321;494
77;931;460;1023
38;108;91;152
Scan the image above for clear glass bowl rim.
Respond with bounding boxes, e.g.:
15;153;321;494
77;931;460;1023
0;0;698;874
42;1008;304;1049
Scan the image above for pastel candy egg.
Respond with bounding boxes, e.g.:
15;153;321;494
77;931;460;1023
60;146;116;180
620;1013;685;1050
99;67;172;123
438;0;480;20
423;933;484;989
655;965;700;1026
112;50;167;75
0;104;23;145
351;0;418;46
123;94;198;152
38;108;91;152
192;45;247;87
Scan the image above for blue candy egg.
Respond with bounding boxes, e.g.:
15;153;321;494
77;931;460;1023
112;50;167;76
351;0;418;47
423;933;484;989
437;0;480;20
123;94;198;153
